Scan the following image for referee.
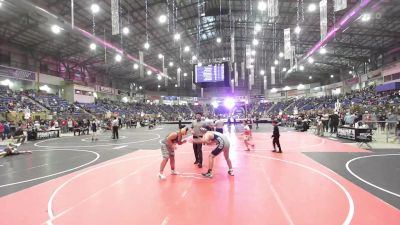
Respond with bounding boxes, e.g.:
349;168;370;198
192;112;204;168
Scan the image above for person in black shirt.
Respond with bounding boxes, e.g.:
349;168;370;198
271;121;282;153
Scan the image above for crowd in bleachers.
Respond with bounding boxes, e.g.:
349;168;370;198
0;87;43;113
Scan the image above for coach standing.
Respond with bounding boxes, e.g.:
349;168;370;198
112;116;119;139
192;112;204;168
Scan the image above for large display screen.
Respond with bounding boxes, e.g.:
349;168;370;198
194;63;225;83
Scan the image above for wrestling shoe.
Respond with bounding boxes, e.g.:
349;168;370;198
158;173;166;180
171;170;179;175
202;171;213;178
228;169;234;176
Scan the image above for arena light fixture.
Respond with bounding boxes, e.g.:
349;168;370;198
330;74;334;78
319;47;327;54
211;101;219;108
254;24;262;33
349;71;353;74
270;88;277;93
299;65;305;71
309;76;313;79
252;39;259;46
308;57;314;64
173;33;181;41
279;52;284;58
158;53;164;59
216;37;222;43
89;43;97;50
175;84;178;87
260;70;265;75
258;1;267;11
169;62;174;67
282;67;287;72
177;67;181;72
144;42;150;49
283;86;290;91
294;25;301;34
157;75;162;80
192;55;197;61
198;62;203;67
51;25;61;34
122;27;130;35
91;3;100;14
224;98;235;109
147;70;152;75
308;3;316;12
184;46;190;52
251;50;256;56
159;14;167;24
115;54;122;62
297;84;305;90
184;72;188;77
274;60;279;65
361;13;371;22
133;63;139;70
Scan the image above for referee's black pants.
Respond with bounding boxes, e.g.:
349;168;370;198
112;126;119;139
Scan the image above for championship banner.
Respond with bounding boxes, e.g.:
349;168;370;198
320;0;327;39
284;28;291;59
164;68;168;86
111;0;120;35
271;66;276;85
0;65;36;81
234;63;238;86
139;51;144;78
263;76;267;90
192;71;196;90
334;0;347;12
241;61;245;80
267;0;279;17
177;68;181;88
230;32;235;63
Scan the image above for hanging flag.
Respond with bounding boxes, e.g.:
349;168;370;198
234;63;238;87
164;68;168;86
334;0;347;12
271;66;275;85
241;61;245;80
139;51;144;78
284;28;291;59
192;71;196;90
267;0;279;17
177;68;181;87
201;88;204;98
263;76;267;91
320;0;327;39
290;46;295;69
230;32;235;63
111;0;120;35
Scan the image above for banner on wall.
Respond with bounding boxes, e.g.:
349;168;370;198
0;65;36;81
177;68;181;88
284;28;291;59
234;63;238;86
95;85;114;94
111;0;120;35
271;66;276;85
344;77;360;86
139;51;144;78
230;32;235;63
334;0;347;12
320;0;328;39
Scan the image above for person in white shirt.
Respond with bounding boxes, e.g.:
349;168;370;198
112;117;119;139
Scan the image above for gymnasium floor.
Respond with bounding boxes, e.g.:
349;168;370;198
0;124;399;225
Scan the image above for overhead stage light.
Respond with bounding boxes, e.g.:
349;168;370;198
144;42;150;49
174;33;181;41
308;3;316;12
91;3;100;14
294;26;301;34
252;39;259;46
115;54;122;62
51;25;61;34
89;43;97;50
159;14;167;24
184;46;190;52
258;1;267;11
122;27;130;35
